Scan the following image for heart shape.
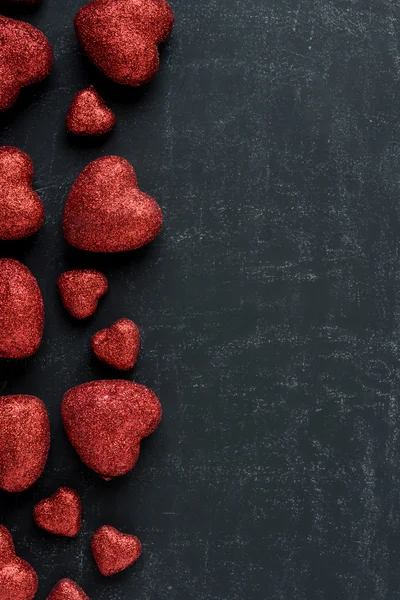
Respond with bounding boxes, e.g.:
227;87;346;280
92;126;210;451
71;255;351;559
66;86;116;136
63;156;163;252
0;16;53;111
58;270;108;319
47;578;88;600
34;487;82;537
75;0;174;86
0;259;44;359
0;395;50;492
91;525;142;576
61;380;162;479
0;147;44;240
91;318;140;370
0;526;38;600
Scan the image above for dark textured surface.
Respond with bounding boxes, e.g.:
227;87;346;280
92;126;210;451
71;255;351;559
0;0;397;598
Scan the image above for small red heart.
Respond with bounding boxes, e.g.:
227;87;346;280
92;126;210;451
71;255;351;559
66;86;116;136
34;487;82;537
0;259;44;359
0;395;50;493
47;578;88;600
63;156;163;252
0;526;38;600
61;380;161;479
0;16;53;111
91;318;140;370
91;525;142;576
58;270;108;319
0;147;44;240
75;0;173;86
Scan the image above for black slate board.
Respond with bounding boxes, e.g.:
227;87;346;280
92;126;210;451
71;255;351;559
1;0;399;598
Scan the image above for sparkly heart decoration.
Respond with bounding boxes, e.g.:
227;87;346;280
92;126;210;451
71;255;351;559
91;318;140;370
0;526;38;600
63;156;163;252
0;147;44;240
74;0;174;86
91;525;142;576
61;380;162;479
33;487;82;537
0;16;53;111
0;395;50;492
58;269;108;319
47;578;88;600
0;259;44;359
66;86;115;136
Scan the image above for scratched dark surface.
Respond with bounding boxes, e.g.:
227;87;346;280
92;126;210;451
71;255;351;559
0;0;399;598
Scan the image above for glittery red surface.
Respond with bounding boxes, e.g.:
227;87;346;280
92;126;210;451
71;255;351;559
0;16;53;111
0;526;38;600
0;395;50;493
91;318;140;370
63;155;163;252
0;259;44;359
0;147;44;240
91;525;142;576
75;0;174;86
33;487;82;537
66;86;116;136
58;269;108;319
61;380;162;479
47;578;88;600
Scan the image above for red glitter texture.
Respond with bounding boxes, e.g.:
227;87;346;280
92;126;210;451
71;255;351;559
0;259;44;359
47;578;88;600
74;0;174;86
33;487;82;537
58;269;108;319
0;16;53;111
0;395;50;492
91;318;140;370
91;525;142;576
0;526;38;600
61;380;162;479
0;147;44;240
63;156;163;252
66;86;116;136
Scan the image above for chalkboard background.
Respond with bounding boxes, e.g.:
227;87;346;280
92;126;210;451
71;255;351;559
1;0;399;598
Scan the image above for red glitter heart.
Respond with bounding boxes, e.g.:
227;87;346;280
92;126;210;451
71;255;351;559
63;156;163;252
58;269;108;319
75;0;173;86
0;526;38;600
0;147;44;240
0;16;53;111
33;487;82;537
47;578;88;600
61;380;161;479
0;259;44;359
0;395;50;493
91;525;142;576
91;318;140;370
66;86;116;136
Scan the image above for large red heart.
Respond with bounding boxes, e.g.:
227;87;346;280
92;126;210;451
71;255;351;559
63;156;163;252
91;318;140;370
66;86;115;136
0;259;44;359
0;526;38;600
0;16;53;111
61;380;161;479
47;578;88;600
33;487;82;537
0;395;50;492
75;0;174;86
0;147;44;240
58;269;108;319
91;525;142;576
